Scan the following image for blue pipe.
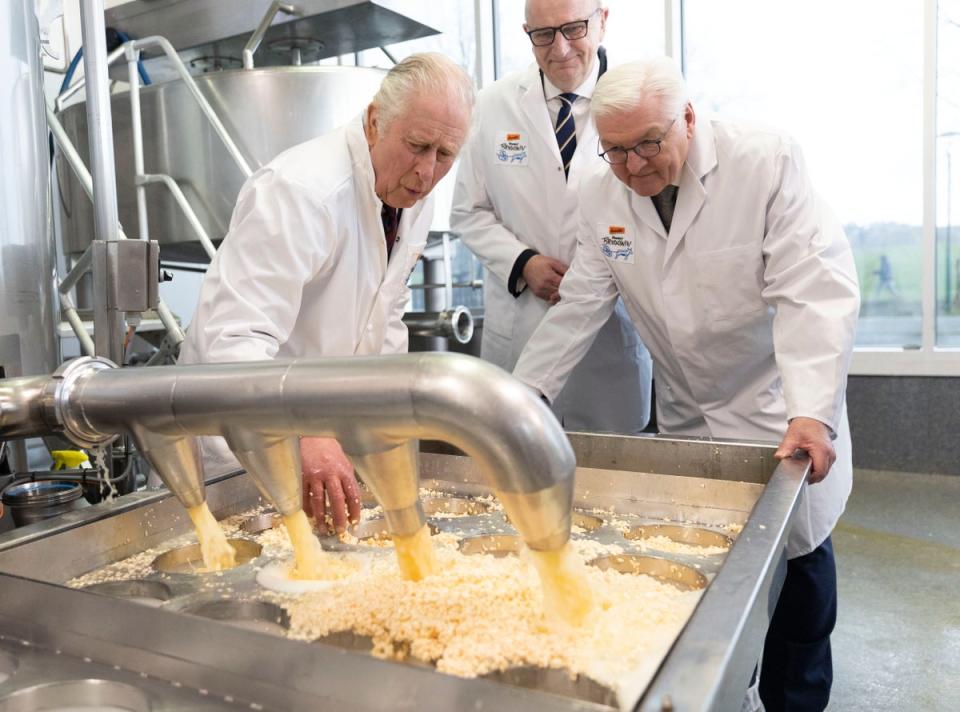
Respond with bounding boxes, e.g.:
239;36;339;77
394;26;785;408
59;48;84;95
57;31;151;99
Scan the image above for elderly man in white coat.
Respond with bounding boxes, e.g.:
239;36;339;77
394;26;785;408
450;0;651;433
514;57;860;712
180;53;475;535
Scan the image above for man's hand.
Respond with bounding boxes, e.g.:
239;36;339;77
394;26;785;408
774;417;836;484
301;436;361;534
522;255;568;305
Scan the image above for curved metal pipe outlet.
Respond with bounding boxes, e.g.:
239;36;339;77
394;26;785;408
0;353;576;550
402;307;475;345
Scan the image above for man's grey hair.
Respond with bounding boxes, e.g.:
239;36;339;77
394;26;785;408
370;52;476;134
592;57;689;123
525;0;604;22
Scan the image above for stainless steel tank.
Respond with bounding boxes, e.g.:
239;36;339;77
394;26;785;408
0;0;59;380
56;66;387;261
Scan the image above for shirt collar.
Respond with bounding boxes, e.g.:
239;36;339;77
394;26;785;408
542;52;601;102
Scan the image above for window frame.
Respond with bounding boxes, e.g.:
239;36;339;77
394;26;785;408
676;0;958;376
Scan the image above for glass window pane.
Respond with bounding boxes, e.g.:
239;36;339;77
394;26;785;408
495;0;665;80
684;0;924;348
380;0;477;75
937;0;960;346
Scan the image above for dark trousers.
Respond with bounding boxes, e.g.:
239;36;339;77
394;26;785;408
759;537;837;712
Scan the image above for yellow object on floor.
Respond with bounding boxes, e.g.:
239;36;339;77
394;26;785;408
50;450;89;470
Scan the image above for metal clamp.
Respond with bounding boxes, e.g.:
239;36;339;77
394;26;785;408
42;357;118;449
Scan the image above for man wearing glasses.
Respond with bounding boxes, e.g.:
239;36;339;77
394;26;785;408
451;0;652;434
514;57;860;712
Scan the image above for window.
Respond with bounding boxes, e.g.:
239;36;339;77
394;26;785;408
937;0;960;346
376;0;478;76
494;0;665;80
684;0;925;350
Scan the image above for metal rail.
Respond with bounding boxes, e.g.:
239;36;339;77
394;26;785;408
46;105;185;350
242;1;297;70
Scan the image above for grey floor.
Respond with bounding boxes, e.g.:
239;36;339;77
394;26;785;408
828;469;960;711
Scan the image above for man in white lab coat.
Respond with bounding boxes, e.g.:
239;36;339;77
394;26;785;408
179;53;475;534
450;0;652;433
514;58;860;711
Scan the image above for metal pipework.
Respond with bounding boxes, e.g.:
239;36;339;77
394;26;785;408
47;104;186;349
403;307;475;345
79;0;124;364
128;36;253;178
0;353;576;551
243;1;297;70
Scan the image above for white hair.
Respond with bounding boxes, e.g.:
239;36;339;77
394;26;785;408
525;0;604;22
592;57;689;123
370;52;476;134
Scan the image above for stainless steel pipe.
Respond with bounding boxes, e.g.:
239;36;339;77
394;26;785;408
0;354;576;550
402;308;475;345
79;0;124;364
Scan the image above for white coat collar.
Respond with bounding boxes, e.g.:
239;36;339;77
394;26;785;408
346;114;377;202
660;115;717;263
517;64;561;164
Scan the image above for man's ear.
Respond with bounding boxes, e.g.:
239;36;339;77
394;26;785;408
364;103;379;147
684;102;696;138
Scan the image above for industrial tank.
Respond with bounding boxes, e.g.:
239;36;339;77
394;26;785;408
56;66;387;261
0;0;59;381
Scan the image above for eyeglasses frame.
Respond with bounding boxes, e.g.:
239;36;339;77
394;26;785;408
597;115;681;165
525;8;602;47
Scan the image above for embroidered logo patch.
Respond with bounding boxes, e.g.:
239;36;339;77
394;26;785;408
599;225;634;264
495;131;529;166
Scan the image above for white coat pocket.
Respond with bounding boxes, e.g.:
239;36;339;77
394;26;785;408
691;244;768;326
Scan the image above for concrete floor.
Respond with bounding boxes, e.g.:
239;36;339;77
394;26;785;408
828;469;960;711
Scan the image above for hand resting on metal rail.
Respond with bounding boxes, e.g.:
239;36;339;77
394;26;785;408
774;416;837;485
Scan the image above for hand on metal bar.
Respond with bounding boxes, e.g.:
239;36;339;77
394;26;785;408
774;417;836;484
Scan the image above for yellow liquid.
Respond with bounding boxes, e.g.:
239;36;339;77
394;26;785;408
186;503;236;571
393;524;437;581
528;543;594;627
283;509;334;580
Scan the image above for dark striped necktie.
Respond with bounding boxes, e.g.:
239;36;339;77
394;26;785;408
555;92;579;180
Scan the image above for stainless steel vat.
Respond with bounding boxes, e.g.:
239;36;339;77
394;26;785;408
56;66;387;261
105;0;439;82
0;0;59;385
0;434;809;711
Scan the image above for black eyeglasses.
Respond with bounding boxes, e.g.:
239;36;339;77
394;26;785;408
526;8;601;47
598;116;678;164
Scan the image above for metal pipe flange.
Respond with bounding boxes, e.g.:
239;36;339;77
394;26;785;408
42;356;119;449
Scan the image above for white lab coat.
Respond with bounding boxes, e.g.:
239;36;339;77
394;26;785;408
179;116;432;471
450;61;652;434
514;116;860;558
181;115;431;365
